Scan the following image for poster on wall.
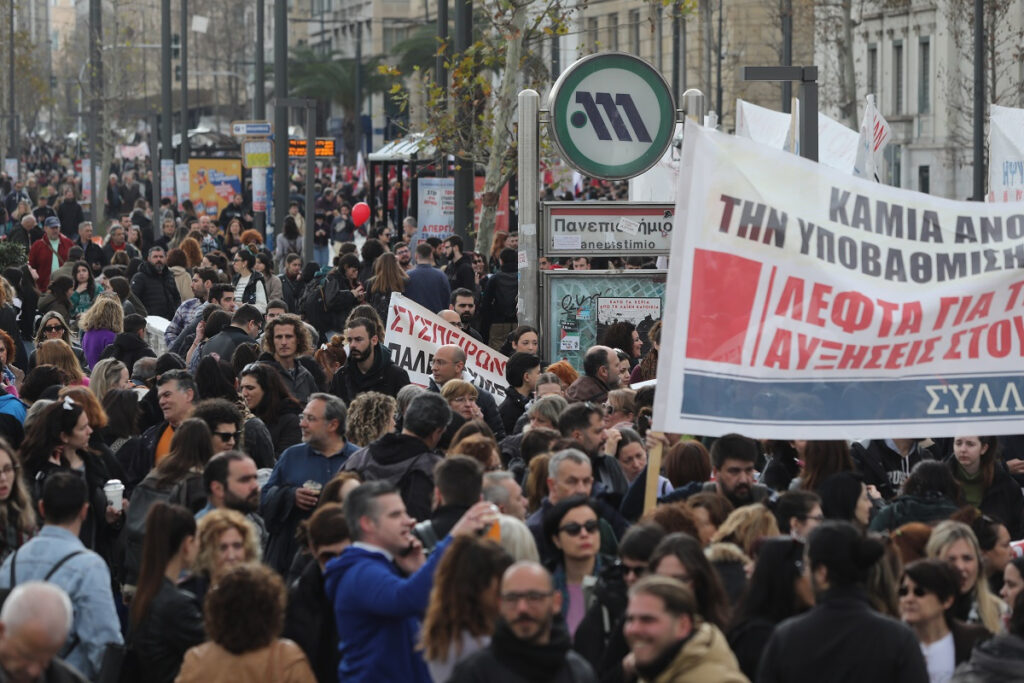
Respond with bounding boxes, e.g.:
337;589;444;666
188;159;242;217
160;159;176;199
416;177;455;243
175;164;191;209
596;297;662;357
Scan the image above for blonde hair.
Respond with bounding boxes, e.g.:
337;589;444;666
498;515;540;562
79;294;124;333
926;520;1005;634
195;509;262;581
440;379;478;403
710;503;780;557
35;340;84;385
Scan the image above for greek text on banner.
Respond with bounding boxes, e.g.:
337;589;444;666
653;125;1024;440
384;293;508;401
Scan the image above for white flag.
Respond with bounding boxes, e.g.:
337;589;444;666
853;94;891;182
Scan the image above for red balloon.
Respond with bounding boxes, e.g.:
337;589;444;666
352;202;370;227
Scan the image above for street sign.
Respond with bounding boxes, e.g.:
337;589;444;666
241;139;273;168
231;120;272;137
541;201;675;256
288;138;337;158
547;52;675;180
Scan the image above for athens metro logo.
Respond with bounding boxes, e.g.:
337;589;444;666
570;92;652;143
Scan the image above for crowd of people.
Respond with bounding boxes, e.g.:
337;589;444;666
0;165;1020;683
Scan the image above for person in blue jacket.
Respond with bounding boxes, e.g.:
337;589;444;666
324;480;495;683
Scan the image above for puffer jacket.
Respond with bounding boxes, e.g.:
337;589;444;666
636;622;747;683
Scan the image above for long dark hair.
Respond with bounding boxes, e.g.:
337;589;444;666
800;440;855;492
732;537;810;627
19;401;86;477
152;418;214;486
648;532;731;629
71;260;96;295
131;502;196;627
240;362;301;421
101;389;140;440
195;356;239;401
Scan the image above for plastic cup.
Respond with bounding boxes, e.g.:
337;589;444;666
104;479;124;508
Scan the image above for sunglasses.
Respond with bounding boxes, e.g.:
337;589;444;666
43;325;64;333
559;519;599;536
617;562;647;578
898;585;929;598
213;431;241;442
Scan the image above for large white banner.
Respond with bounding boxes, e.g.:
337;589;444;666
737;98;860;175
989;104;1024;203
655;125;1024;440
384;293;509;400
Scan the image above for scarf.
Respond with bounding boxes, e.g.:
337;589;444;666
634;634;691;681
490;616;572;682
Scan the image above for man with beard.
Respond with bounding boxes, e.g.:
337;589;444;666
199;451;267;546
280;253;305;311
558;403;629;507
74;221;108;275
330;317;409;403
698;433;774;508
449;561;597;683
449;288;484;342
622;576;746;682
130;245;181;318
163;267;218;345
565;346;620;405
395;242;414;271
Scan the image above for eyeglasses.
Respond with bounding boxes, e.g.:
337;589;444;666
603;403;617;416
43;325;63;333
0;465;18;478
500;591;553;606
213;431;240;442
558;519;599;536
898;585;929;598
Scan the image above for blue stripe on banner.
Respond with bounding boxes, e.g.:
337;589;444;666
682;372;1024;424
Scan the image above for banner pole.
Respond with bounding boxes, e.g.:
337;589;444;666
643;432;665;516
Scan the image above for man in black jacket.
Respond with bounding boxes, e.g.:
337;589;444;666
499;352;540;436
329;317;409;403
56;187;84;238
449;562;597;683
342;392;448;522
412;455;483;553
74;222;107;275
481;248;519;349
443;235;476;295
130;246;181;318
201;304;263;363
99;314;156;372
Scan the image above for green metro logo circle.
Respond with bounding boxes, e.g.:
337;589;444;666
548;52;676;180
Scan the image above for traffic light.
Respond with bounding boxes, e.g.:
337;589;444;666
175;65;181;82
172;33;180;59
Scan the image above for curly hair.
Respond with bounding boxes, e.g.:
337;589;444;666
345;391;397;447
449;434;500;471
634;320;662;382
35;339;84;385
641;501;700;538
195;509;261;581
260;314;311;357
239;229;263;246
420;537;512;661
79;294;124;333
204;563;285;655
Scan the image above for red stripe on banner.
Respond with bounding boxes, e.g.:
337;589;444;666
750;266;777;366
686;250;763;365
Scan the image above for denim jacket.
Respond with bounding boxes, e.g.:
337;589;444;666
0;525;123;679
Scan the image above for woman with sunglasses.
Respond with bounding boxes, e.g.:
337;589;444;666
28;311;87;372
898;558;990;682
926;520;1007;634
543;495;609;639
727;537;816;681
283;503;351;683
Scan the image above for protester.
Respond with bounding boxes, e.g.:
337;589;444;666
544;496;608;638
421;536;513;681
898;558;990;681
698;434;774;508
329;316;410;402
648;532;732;631
926;520;1007;634
345;391;397;447
239;362;303;457
448;561;598;682
177;564;316;682
818;471;873;529
946;435;1023;538
773;490;824;541
325;481;494;681
870;460;962;532
0;582;89;682
565;346;619;404
180;508;261;604
758;523;930;682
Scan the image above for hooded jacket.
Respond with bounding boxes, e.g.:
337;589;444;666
130;261;181;319
343;432;442;522
868;493;960;532
480;261;518;338
324;536;453;683
99;331;156;374
637;622;747;683
329;343;410;404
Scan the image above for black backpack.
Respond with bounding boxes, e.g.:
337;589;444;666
121;474;189;587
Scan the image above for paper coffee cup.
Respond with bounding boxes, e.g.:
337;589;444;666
104;479;124;508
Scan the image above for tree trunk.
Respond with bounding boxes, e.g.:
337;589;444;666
475;0;528;256
839;0;858;129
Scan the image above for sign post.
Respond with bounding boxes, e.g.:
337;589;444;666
231;119;273;237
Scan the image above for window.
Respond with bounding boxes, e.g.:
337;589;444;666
629;9;641;56
867;45;878;100
885;145;902;187
918;37;931;114
893;41;904;115
587;17;599;52
383;26;409;53
608;14;619;51
918;165;930;194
